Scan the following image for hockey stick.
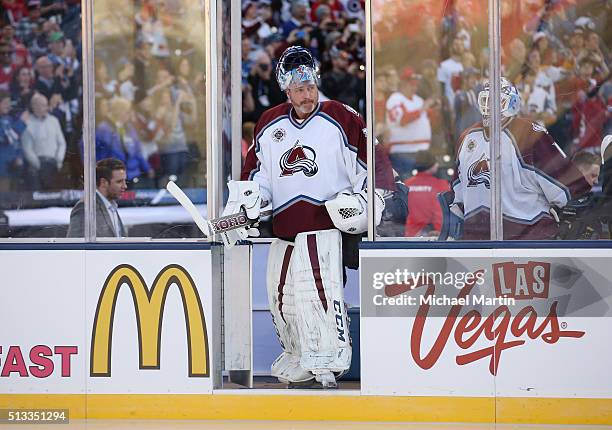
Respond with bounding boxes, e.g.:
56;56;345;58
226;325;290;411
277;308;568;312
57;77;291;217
166;181;271;237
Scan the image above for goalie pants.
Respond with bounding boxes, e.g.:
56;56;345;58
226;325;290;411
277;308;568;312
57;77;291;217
266;229;351;382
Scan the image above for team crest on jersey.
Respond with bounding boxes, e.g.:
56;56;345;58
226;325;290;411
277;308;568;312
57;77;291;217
466;140;476;152
467;154;491;189
279;140;318;177
272;127;286;142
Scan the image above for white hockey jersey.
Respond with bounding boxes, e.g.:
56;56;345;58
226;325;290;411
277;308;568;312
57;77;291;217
385;91;431;153
452;117;590;240
242;100;367;239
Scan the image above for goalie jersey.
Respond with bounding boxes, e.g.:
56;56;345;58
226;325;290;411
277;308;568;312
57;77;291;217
241;100;367;239
452;117;590;240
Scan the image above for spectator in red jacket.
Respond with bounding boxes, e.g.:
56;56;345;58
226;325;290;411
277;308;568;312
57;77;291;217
403;150;449;237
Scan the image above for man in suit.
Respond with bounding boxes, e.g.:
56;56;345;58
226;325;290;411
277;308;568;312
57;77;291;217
67;158;127;237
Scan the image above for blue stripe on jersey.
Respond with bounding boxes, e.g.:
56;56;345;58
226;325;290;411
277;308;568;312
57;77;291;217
317;112;367;171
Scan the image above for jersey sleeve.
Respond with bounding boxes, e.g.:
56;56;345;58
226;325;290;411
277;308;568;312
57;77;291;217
527;127;590;207
240;117;273;204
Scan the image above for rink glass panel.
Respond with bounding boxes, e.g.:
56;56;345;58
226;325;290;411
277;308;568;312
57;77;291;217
372;0;491;240
500;0;611;241
92;0;208;239
0;4;84;238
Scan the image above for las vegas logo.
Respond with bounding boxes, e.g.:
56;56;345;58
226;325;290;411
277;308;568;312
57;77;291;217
279;140;318;177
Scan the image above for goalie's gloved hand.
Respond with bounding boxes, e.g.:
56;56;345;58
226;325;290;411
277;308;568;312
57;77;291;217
220;225;260;249
223;180;262;220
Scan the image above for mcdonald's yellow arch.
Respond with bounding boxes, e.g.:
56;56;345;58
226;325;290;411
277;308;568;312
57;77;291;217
91;264;209;377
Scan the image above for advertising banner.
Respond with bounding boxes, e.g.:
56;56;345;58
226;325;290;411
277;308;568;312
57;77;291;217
360;248;612;398
0;249;215;395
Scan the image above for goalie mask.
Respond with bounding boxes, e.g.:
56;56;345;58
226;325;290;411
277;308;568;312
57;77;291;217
477;77;521;118
276;46;320;91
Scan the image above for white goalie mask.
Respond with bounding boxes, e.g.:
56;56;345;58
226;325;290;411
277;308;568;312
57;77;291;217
477;77;521;119
275;46;320;91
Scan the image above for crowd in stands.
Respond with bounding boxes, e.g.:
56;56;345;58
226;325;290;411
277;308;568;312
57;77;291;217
370;0;610;238
0;0;207;194
240;0;368;155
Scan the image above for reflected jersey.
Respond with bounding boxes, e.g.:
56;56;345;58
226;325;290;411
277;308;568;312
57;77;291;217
452;117;590;240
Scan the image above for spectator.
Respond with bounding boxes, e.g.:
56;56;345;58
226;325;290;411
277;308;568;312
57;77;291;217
385;67;433;179
154;86;196;184
572;150;601;188
95;96;154;187
438;36;464;111
282;0;310;37
9;66;33;113
33;55;60;98
46;30;65;66
320;47;361;111
15;1;42;47
403;151;449;237
244;50;285;121
67;157;127;238
21;92;66;190
454;67;481;139
0;90;25;191
0;43;16;92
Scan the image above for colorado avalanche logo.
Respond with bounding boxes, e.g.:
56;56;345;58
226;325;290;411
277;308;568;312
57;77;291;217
279;140;318;177
467;154;491;189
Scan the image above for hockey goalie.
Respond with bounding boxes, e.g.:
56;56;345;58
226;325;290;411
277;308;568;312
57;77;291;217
220;46;383;388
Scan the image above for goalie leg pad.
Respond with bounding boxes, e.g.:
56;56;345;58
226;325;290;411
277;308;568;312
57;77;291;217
266;238;313;383
291;229;352;374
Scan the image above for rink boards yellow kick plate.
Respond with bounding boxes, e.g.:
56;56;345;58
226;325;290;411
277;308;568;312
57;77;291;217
1;394;611;425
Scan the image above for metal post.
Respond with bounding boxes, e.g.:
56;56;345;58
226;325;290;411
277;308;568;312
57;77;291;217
231;0;242;180
81;0;96;242
365;0;375;242
206;0;221;231
488;0;503;241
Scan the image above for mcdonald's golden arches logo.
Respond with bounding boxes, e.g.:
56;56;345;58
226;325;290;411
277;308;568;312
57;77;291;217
90;264;209;377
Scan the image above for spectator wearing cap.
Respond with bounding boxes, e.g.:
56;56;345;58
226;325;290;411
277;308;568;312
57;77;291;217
385;67;433;180
403;150;450;237
242;1;263;39
453;67;481;140
244;50;285;122
15;0;42;47
46;31;65;66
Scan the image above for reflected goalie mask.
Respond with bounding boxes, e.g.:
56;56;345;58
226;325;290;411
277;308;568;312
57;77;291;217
276;46;320;91
477;77;521;118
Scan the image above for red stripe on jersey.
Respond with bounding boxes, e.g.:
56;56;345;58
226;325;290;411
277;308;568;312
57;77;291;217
277;245;294;324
